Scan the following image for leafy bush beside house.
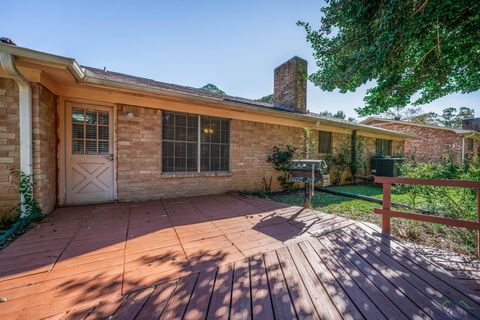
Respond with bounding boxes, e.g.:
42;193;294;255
266;145;297;192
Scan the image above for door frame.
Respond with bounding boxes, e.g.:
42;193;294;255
57;98;118;206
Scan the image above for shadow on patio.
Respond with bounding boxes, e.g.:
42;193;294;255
0;193;313;319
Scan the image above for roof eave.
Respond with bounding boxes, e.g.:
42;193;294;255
0;43;85;80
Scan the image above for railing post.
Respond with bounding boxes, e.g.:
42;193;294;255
382;183;391;234
477;188;480;259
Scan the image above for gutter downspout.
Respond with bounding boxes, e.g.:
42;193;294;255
0;52;33;217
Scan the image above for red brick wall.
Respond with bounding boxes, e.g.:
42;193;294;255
0;78;57;218
116;105;307;201
116;105;406;200
370;122;463;163
32;83;57;214
0;78;20;217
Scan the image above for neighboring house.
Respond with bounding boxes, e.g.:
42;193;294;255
361;117;480;163
0;43;411;216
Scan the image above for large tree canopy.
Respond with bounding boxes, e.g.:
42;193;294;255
298;0;480;116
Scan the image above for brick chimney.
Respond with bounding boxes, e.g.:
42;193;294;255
273;56;307;114
462;118;480;132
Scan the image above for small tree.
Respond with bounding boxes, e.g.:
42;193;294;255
326;140;351;185
267;145;297;192
350;135;367;181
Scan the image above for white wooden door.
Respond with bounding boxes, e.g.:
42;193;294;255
65;103;114;205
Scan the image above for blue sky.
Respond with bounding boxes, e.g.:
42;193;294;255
2;0;479;118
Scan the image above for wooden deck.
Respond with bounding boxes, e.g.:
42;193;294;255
1;194;479;319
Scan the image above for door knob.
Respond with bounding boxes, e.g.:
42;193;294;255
108;153;114;161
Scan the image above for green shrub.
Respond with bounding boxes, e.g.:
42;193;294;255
267;145;297;192
397;156;479;254
326;140;351;185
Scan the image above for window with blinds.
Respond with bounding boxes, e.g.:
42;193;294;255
162;112;230;173
375;139;392;156
318;131;332;154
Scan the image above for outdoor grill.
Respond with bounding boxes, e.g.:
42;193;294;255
291;159;328;208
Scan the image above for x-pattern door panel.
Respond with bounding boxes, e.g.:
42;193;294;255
66;103;114;205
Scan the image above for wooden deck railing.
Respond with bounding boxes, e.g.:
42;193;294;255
374;176;480;258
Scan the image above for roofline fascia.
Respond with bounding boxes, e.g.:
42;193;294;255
360;117;477;135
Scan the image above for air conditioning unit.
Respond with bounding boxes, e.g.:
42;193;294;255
371;157;404;177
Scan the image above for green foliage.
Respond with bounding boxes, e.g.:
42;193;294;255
14;171;42;220
267;145;297;192
257;182;476;255
262;176;273;194
350;134;367;179
325;135;366;185
438;107;475;128
303;128;316;159
256;94;273;103
200;83;226;95
0;171;43;248
298;0;480;115
326;139;351;185
397;156;480;253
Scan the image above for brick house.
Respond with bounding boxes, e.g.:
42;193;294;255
0;43;411;217
360;117;480;163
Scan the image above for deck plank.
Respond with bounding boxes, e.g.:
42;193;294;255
183;271;216;320
111;287;154;319
206;264;234;320
297;241;364;320
160;274;198;320
287;244;343;320
356;222;480;305
230;259;251;320
136;281;177;320
344;225;480;319
326;232;454;319
275;247;318;319
312;237;402;320
249;255;275;320
263;251;297;320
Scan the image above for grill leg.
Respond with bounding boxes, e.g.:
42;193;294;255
304;182;312;208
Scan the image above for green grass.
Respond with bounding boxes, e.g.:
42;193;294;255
254;184;476;256
258;185;414;223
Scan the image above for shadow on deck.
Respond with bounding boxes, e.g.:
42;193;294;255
0;193;479;319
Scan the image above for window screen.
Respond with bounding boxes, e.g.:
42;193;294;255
72;107;110;155
162;112;230;173
162;112;198;173
200;116;230;172
376;139;392;156
318;131;332;154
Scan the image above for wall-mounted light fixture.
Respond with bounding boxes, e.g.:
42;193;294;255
125;112;134;119
122;108;135;120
